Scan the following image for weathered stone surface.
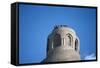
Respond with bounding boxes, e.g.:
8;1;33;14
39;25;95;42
43;25;80;63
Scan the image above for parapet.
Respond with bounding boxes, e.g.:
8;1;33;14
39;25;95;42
54;25;68;29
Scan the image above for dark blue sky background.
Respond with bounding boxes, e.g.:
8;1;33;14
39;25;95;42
19;4;96;64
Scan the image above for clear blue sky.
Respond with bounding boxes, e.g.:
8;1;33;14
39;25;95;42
19;4;96;64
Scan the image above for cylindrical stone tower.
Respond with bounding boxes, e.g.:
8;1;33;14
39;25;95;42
43;25;80;63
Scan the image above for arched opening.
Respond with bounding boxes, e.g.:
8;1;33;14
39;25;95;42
47;38;54;52
75;39;78;51
66;33;73;46
53;34;61;48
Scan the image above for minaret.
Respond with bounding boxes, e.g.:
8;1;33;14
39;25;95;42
43;25;80;63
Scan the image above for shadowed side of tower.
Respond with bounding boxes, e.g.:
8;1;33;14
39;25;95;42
42;25;80;63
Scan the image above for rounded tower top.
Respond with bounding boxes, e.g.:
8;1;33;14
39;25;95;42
47;25;79;52
43;25;80;62
51;25;76;37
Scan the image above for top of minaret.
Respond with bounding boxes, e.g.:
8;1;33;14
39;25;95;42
42;25;80;62
52;25;76;35
54;25;68;29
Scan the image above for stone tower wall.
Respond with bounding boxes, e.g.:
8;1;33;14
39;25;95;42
43;25;80;62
